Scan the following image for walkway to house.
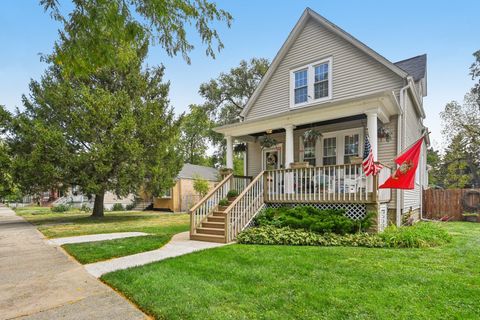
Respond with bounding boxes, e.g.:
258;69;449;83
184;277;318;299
85;231;227;278
47;232;149;245
0;206;147;320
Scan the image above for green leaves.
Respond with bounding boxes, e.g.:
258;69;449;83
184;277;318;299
41;0;232;76
379;223;452;248
197;57;270;165
254;206;374;235
237;226;385;248
193;175;209;197
178;105;213;165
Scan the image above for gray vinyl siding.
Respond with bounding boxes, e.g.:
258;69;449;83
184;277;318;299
403;94;423;212
245;18;404;121
377;117;397;209
247;141;263;177
245;118;401;208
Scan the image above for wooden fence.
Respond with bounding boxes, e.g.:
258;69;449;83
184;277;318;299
423;188;480;220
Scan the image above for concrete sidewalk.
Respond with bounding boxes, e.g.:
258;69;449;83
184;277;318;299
48;232;149;245
0;206;147;320
85;231;226;278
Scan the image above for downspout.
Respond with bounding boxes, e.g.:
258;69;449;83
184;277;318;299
396;81;410;226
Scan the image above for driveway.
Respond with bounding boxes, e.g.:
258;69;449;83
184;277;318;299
0;206;147;320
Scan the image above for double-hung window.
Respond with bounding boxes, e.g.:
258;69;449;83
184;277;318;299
314;63;329;99
290;57;332;108
294;69;308;104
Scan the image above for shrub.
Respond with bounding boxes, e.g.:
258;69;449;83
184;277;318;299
254;206;373;235
218;198;229;206
227;189;239;198
237;226;384;248
111;203;125;211
379;222;452;248
193;175;210;197
51;204;71;213
80;204;91;212
126;203;136;211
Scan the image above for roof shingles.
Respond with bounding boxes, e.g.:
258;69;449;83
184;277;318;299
394;54;427;82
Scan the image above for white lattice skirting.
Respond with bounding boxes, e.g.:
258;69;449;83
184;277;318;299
264;203;367;220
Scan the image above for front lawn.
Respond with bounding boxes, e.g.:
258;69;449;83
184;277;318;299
17;207;189;263
102;222;480;319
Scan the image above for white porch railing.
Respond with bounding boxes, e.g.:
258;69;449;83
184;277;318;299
224;171;265;242
189;173;233;235
264;164;379;203
231;175;253;193
378;165;392;203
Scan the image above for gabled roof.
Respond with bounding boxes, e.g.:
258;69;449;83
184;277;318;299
178;163;218;181
241;8;409;118
394;54;427;82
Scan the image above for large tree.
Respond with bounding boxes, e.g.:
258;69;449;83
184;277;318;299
2;0;232;217
470;49;480;108
438;50;480;188
41;0;232;75
426;147;442;187
198;58;270;165
178;105;213;165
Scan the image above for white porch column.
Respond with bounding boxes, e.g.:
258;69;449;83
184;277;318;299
225;135;234;169
366;111;378;161
284;125;295;194
365;111;378;194
284;125;295;168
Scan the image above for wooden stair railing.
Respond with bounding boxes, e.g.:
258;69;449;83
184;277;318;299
189;173;233;238
224;171;265;242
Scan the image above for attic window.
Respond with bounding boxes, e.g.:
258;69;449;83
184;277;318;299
294;69;308;104
290;57;332;108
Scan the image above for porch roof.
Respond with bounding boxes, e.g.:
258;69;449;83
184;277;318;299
215;89;399;137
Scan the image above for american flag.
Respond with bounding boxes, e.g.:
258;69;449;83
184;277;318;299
362;135;382;176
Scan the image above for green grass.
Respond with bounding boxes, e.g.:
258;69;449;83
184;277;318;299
16;207;189;263
62;235;172;264
102;222;480;320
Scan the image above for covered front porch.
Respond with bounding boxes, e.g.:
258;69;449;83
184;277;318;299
220;91;398;172
217;91;398;206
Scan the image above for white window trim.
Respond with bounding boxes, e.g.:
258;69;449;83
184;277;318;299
320;128;363;166
290;57;333;109
262;143;283;170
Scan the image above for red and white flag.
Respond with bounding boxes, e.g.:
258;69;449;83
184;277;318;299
379;136;424;189
362;135;382;176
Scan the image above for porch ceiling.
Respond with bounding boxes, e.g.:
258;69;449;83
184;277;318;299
215;90;399;137
247;115;366;137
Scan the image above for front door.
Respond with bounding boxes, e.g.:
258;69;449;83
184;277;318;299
262;144;283;170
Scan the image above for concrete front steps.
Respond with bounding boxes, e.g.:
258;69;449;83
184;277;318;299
190;210;228;243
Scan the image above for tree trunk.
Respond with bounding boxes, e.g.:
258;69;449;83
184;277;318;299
91;191;105;218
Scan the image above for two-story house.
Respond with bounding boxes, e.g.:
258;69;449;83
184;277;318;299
190;8;428;243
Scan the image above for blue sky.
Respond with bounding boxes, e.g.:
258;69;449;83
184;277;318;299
1;0;478;150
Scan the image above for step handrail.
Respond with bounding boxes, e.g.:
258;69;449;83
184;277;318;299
224;171;265;242
189;173;233;236
189;173;233;213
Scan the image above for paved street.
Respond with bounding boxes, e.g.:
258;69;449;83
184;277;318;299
0;206;147;320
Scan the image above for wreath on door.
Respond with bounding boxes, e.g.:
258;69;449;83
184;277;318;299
266;153;278;167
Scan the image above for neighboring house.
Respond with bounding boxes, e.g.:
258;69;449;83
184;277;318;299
154;163;219;212
190;8;429;243
52;187;135;210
